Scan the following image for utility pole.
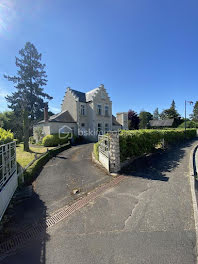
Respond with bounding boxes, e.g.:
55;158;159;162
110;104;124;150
185;100;193;133
185;100;187;132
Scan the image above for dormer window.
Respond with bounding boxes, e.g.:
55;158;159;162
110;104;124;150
80;104;85;115
105;105;109;116
97;105;102;115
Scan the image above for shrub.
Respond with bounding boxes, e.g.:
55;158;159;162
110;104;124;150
178;121;198;128
119;129;196;161
34;126;44;143
29;136;36;144
42;133;70;147
0;128;14;145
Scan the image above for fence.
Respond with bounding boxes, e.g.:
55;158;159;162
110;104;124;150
98;135;110;171
98;132;121;173
0;141;17;221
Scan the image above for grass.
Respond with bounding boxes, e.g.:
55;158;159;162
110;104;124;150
16;143;54;168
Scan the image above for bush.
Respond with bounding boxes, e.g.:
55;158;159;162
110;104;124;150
29;136;36;144
0;128;14;145
120;129;197;161
178;121;198;128
42;133;70;147
93;142;99;160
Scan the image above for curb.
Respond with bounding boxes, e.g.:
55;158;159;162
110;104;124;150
189;143;198;263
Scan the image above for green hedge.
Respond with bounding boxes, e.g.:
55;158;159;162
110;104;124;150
120;129;197;161
178;121;198;128
0;128;14;145
42;133;71;147
23;143;71;185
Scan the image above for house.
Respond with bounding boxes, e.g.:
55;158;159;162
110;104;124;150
34;84;128;141
149;119;175;128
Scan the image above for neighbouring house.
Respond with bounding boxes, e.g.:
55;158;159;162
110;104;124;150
149;119;175;128
34;84;128;141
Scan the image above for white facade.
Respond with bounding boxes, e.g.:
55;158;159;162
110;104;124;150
34;84;128;141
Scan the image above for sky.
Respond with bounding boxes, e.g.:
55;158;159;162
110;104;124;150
0;0;197;117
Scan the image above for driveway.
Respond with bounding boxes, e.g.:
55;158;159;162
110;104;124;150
34;143;111;213
1;140;198;263
0;143;111;243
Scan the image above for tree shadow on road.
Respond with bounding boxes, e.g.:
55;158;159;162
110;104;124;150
0;187;49;264
121;140;195;182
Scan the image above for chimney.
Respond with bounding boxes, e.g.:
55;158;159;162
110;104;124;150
44;103;48;122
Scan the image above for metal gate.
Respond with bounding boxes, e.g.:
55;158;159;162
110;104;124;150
0;141;17;220
98;135;110;171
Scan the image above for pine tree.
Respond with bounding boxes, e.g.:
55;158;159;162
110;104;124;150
190;101;198;121
153;108;159;120
4;42;52;151
160;100;180;120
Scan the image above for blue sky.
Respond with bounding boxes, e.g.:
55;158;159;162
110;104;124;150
0;0;197;117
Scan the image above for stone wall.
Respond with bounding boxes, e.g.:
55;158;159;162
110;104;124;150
109;132;120;173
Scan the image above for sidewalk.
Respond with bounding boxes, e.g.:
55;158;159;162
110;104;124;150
1;140;197;264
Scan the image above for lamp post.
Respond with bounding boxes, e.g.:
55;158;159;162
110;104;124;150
185;100;193;132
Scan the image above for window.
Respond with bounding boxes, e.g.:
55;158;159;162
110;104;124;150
97;123;102;134
105;105;109;116
105;123;109;133
80;104;85;115
81;123;85;127
97;104;102;115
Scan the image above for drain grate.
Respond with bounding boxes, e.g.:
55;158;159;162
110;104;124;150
0;175;125;260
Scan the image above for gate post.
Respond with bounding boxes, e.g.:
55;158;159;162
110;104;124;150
109;132;120;173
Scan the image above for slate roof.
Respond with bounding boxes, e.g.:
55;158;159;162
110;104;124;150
85;88;99;102
149;119;174;127
112;115;122;126
69;87;100;102
39;110;75;123
70;89;86;103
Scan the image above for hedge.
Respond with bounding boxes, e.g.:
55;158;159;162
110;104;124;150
0;128;14;145
120;129;197;161
178;121;198;128
42;133;71;147
22;143;71;185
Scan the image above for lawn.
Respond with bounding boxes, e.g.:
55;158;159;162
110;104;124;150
16;143;54;168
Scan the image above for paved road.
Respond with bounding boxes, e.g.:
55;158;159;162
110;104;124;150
1;141;197;264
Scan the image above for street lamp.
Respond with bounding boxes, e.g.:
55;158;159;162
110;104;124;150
185;100;193;132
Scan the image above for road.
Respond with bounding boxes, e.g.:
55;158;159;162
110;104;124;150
1;141;197;264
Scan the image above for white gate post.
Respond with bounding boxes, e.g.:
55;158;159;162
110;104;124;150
109;132;120;173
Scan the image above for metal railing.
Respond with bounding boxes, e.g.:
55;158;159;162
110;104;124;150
98;134;109;158
0;141;17;191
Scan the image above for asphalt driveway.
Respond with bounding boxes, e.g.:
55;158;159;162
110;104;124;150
34;143;111;213
1;140;198;264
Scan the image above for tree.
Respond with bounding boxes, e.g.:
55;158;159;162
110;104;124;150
0;111;23;141
160;100;180;120
4;42;52;151
139;111;153;129
128;109;140;130
153;108;159;120
190;101;198;121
